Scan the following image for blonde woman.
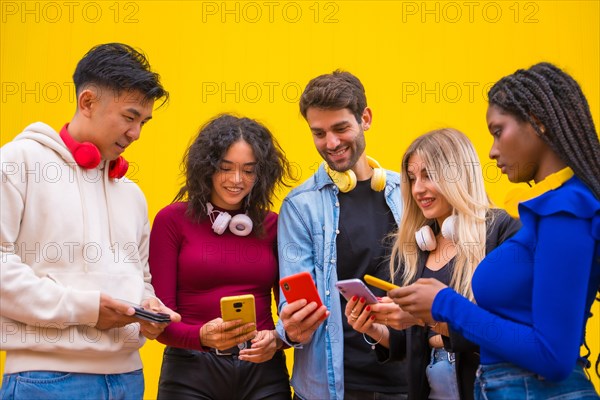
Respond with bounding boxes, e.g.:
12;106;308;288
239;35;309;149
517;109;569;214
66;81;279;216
345;129;520;399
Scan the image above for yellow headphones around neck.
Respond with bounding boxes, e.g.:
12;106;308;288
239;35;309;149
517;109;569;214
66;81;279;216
504;167;574;218
324;155;386;193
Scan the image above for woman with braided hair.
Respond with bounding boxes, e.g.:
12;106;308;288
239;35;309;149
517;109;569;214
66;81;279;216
388;62;600;399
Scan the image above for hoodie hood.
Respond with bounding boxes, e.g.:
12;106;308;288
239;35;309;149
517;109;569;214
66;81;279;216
10;122;114;272
16;122;76;164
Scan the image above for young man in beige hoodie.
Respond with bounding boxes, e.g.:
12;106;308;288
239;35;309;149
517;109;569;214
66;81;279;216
0;43;180;400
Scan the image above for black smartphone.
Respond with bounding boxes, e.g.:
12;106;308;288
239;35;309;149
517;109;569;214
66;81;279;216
132;306;172;324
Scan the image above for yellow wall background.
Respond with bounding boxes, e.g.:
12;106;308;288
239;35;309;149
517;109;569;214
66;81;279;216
1;0;599;397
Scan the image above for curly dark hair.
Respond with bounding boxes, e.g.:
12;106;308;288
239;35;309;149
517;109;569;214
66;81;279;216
73;43;168;107
174;114;292;236
299;70;367;124
488;62;600;199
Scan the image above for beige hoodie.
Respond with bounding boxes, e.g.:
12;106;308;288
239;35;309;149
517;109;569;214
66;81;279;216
1;122;155;374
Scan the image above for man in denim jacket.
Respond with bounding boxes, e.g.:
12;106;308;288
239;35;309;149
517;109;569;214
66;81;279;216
276;71;408;400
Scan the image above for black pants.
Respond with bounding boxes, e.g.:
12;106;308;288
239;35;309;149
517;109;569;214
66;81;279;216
344;389;408;400
294;390;407;400
158;346;291;400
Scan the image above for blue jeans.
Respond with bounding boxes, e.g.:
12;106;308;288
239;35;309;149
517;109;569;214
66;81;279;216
475;363;599;400
0;370;144;400
426;348;460;400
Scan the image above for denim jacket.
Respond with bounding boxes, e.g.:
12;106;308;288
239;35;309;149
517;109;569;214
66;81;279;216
276;163;402;400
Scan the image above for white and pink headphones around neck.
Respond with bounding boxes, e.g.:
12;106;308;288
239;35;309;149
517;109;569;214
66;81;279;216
206;202;253;236
415;215;457;251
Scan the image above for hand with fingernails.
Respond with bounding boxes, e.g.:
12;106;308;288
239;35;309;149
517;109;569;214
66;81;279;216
344;295;426;350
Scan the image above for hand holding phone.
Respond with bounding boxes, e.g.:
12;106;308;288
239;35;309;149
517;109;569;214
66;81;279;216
363;274;400;292
279;272;327;344
335;279;378;304
279;272;323;307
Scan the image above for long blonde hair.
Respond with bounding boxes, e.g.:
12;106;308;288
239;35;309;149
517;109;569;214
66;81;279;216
390;128;491;300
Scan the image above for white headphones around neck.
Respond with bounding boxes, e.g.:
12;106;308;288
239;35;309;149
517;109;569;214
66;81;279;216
206;202;253;236
415;215;457;251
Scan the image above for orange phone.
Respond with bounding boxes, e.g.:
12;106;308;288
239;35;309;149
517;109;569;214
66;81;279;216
363;274;400;291
280;271;323;307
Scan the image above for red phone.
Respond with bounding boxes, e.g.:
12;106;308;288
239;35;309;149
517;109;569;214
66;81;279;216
280;271;323;307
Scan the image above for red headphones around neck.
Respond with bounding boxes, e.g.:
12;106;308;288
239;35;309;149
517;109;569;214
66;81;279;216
59;124;128;179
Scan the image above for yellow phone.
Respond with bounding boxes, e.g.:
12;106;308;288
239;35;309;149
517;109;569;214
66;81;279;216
363;274;400;291
220;294;256;329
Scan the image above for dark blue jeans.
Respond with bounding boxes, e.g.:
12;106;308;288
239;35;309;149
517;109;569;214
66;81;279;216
475;363;599;400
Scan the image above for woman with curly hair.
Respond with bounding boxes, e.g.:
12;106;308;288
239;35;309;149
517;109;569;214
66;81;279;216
149;114;293;399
